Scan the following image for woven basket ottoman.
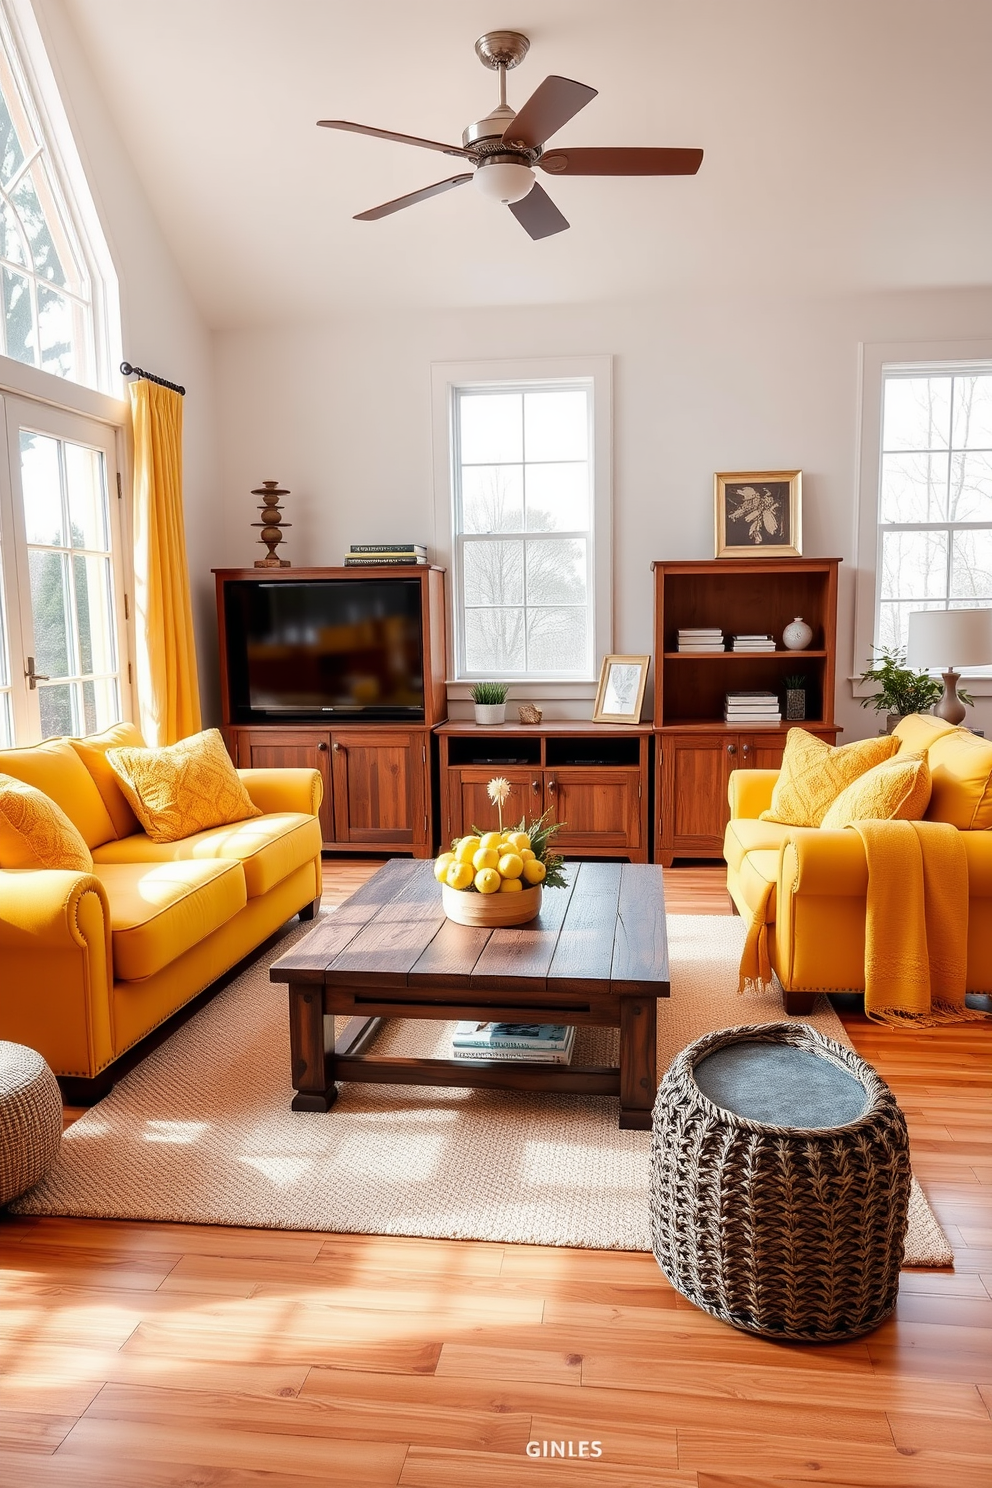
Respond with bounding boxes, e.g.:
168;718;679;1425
0;1042;61;1206
650;1022;911;1342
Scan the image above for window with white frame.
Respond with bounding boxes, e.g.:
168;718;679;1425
0;3;129;747
875;367;992;657
434;358;611;687
0;7;96;385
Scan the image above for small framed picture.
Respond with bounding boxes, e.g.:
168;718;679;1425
592;654;650;724
714;470;802;558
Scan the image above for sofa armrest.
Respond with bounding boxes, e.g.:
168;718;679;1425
781;830;870;897
728;768;779;820
237;768;323;817
0;870;115;1077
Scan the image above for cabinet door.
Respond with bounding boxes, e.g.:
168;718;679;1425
233;728;332;843
330;730;426;849
740;733;788;771
447;768;541;846
547;768;643;854
657;732;737;860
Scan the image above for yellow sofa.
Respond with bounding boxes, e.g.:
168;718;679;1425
0;724;323;1096
725;714;992;1014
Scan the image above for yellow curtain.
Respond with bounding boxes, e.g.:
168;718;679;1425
129;379;201;746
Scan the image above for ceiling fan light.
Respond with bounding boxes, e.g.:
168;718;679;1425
474;160;535;205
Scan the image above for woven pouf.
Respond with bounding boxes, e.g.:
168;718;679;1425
650;1022;911;1342
0;1042;62;1206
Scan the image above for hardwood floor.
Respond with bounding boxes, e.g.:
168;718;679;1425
2;859;989;1486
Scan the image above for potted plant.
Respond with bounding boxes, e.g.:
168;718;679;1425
858;645;972;730
471;680;508;725
783;674;807;721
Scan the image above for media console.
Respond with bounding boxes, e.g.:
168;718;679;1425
214;566;446;857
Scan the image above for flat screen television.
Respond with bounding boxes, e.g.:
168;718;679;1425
223;578;425;722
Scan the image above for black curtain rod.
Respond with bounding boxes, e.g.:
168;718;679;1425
120;360;186;396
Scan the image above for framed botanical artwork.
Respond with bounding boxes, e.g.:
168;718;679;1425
592;654;650;724
714;469;802;558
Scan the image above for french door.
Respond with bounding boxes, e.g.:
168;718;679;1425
0;394;130;746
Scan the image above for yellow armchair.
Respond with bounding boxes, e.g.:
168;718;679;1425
725;718;992;1013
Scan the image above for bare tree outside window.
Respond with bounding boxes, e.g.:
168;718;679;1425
877;373;992;659
454;385;593;679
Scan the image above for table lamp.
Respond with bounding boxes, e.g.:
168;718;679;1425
906;608;992;724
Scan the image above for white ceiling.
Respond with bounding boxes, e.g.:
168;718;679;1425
60;0;992;329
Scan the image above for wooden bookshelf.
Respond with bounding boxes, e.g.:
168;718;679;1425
652;557;841;863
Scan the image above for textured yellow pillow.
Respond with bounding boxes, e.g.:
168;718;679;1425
760;729;900;827
924;728;992;829
106;728;262;844
69;721;146;839
0;773;93;870
0;736;116;847
821;751;931;829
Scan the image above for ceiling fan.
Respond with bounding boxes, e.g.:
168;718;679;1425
318;30;703;240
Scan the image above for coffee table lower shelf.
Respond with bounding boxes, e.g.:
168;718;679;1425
290;999;658;1130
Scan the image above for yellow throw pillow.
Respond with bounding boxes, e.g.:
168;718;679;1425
0;736;116;847
760;729;900;828
69;721;146;840
106;728;262;845
0;773;93;870
924;728;992;830
891;712;957;755
821;751;931;829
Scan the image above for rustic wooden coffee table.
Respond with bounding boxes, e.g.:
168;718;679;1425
270;857;669;1130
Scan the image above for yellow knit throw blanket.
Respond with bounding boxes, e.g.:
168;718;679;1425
739;819;986;1026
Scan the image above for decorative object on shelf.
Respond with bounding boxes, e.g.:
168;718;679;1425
344;542;428;566
725;690;781;724
517;702;543;724
714;470;802;558
251;480;292;567
677;628;724;652
782;615;813;651
731;633;774;652
434;791;565;927
593;654;650;724
857;644;970;726
471;680;508;725
906;608;992;726
784;675;807;721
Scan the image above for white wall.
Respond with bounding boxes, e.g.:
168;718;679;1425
30;0;224;720
215;288;992;740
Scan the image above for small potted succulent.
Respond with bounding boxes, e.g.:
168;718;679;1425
471;680;508;725
784;674;807;721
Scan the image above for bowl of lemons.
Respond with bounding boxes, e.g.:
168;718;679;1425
436;823;560;927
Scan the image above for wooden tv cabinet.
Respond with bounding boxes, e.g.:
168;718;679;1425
435;719;651;862
215;566;446;858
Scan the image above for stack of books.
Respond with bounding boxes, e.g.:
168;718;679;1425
451;1021;576;1065
344;543;428;566
731;633;775;652
725;690;782;724
677;628;725;653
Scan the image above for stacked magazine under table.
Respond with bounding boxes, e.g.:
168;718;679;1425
452;1022;576;1065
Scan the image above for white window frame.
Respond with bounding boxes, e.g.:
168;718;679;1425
431;355;612;701
1;0;122;396
853;338;992;700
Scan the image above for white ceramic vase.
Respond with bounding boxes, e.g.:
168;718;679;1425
782;616;813;651
474;703;506;725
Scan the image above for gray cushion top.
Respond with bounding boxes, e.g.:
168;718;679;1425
692;1042;867;1128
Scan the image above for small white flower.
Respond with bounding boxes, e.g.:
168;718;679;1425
487;775;512;831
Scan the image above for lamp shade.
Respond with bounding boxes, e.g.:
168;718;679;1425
473;161;535;204
906;608;992;669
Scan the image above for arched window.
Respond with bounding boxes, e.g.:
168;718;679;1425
0;17;91;381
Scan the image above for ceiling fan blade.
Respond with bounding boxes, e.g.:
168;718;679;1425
502;75;597;150
318;120;471;159
354;174;473;221
508;182;570;240
538;146;704;176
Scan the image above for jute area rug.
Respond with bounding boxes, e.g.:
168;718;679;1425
14;914;951;1264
